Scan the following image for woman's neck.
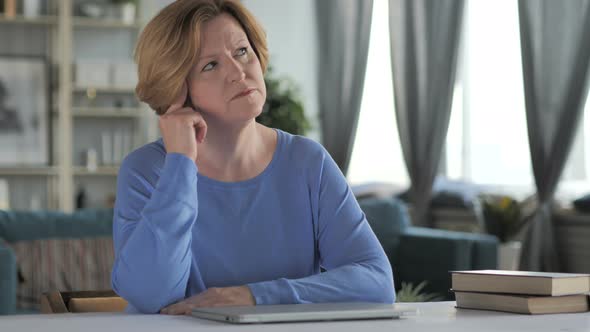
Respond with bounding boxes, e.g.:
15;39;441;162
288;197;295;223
195;120;275;182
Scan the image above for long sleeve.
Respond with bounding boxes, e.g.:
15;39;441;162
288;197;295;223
247;147;395;305
111;151;198;314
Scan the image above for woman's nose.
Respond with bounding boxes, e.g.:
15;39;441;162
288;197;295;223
227;58;246;83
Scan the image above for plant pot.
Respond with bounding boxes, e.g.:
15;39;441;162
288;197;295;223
119;3;136;24
498;241;522;270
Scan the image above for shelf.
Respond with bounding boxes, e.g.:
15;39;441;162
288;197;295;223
70;107;143;118
73;166;120;176
0;15;57;25
0;167;58;176
73;86;136;94
0;15;141;29
73;17;141;29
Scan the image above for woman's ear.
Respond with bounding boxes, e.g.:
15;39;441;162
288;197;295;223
183;93;194;109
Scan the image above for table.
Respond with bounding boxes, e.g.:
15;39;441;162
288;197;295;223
1;302;589;332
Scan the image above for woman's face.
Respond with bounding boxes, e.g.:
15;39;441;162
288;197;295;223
186;13;266;125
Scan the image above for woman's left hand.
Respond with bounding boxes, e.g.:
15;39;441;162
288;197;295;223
160;286;255;315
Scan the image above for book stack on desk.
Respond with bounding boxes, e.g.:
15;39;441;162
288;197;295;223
451;270;590;314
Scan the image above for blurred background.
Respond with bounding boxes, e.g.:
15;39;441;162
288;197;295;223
0;0;589;314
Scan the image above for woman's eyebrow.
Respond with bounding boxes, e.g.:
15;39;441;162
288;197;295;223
198;52;218;61
198;38;248;61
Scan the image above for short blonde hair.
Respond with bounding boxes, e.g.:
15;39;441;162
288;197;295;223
135;0;269;115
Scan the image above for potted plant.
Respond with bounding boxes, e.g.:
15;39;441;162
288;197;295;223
256;66;310;136
480;194;529;270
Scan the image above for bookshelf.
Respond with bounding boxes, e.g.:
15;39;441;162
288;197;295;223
0;1;158;211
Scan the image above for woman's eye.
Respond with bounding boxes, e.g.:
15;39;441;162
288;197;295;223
237;47;247;56
202;61;217;72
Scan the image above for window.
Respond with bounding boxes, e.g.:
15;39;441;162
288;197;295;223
446;0;532;193
349;0;590;201
348;0;408;187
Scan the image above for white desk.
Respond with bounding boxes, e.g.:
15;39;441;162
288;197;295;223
1;302;589;332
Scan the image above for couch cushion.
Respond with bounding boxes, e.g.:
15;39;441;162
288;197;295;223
358;197;410;261
6;236;114;311
573;193;590;213
0;209;113;242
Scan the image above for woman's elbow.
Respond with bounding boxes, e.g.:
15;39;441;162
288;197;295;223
378;267;396;303
372;257;396;303
111;267;165;314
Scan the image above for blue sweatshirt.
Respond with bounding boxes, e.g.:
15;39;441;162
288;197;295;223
111;129;395;314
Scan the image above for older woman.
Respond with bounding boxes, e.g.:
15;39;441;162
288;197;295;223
111;0;394;315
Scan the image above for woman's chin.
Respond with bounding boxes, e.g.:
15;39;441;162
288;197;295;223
230;103;264;120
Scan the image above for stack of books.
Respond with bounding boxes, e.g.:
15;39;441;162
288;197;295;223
451;270;590;314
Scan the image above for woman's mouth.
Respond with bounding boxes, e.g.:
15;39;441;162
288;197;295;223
232;88;256;100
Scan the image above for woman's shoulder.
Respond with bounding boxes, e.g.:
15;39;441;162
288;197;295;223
278;130;327;161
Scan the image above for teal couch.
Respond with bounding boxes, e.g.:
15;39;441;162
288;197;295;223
0;209;114;315
0;198;498;314
358;197;498;299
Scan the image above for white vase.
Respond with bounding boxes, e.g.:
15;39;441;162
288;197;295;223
23;0;41;18
120;3;136;24
498;241;522;270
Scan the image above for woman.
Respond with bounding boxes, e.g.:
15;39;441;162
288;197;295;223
111;0;395;315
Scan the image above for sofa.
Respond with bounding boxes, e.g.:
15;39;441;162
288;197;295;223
0;198;498;314
0;209;114;315
357;197;498;299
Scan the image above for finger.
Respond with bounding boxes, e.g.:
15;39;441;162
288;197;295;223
195;120;207;143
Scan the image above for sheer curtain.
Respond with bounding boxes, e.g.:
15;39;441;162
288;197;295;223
350;0;590;203
316;0;373;174
388;0;465;226
348;0;409;188
518;0;590;272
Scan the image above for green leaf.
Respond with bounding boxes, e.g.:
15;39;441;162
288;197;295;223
256;65;311;135
396;281;444;303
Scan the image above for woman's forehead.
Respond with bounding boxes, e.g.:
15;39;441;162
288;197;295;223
199;14;248;50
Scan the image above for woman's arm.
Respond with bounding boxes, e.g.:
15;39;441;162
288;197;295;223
111;151;198;313
247;147;395;304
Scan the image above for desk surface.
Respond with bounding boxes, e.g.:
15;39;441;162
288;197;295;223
1;302;589;332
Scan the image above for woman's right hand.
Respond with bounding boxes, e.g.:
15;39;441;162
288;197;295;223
159;83;207;162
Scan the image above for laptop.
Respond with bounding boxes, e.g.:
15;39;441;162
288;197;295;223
191;302;415;324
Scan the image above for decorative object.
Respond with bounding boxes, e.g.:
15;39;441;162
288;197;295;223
0;178;9;209
498;241;522;270
29;193;40;210
78;3;104;18
101;132;112;166
74;61;110;88
480;194;528;270
480;194;528;243
110;0;137;24
0;56;49;165
4;0;16;18
75;187;86;209
256;66;310;136
113;130;122;164
100;129;131;166
85;148;97;172
22;0;41;18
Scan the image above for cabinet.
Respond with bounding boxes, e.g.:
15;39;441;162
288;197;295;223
0;0;158;212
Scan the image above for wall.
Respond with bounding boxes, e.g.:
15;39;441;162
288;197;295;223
242;0;320;141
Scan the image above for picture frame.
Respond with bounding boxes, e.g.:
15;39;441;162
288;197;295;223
0;55;50;166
